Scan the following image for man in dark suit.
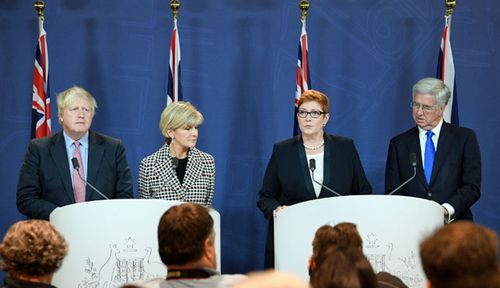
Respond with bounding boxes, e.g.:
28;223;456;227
17;86;133;220
385;77;481;222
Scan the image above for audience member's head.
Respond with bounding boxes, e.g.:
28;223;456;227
234;271;308;288
310;246;378;288
157;203;216;269
420;221;500;288
310;222;363;272
0;220;68;284
376;271;408;288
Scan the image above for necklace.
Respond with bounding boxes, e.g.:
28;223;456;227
303;140;324;150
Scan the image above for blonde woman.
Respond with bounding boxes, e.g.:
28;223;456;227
138;102;215;206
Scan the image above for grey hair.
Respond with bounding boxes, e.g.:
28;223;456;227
412;77;450;107
57;86;98;120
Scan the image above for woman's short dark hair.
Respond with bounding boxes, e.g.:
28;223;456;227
311;246;377;288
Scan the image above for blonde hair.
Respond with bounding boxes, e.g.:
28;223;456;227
0;220;68;277
159;102;204;139
57;86;98;121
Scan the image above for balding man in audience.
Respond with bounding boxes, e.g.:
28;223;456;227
0;220;68;288
420;222;500;288
137;203;246;288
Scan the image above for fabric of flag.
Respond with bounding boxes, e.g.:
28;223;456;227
31;16;51;139
294;19;311;135
167;19;182;105
436;15;459;125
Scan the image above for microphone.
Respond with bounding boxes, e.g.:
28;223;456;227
309;159;342;197
71;157;110;200
387;152;417;196
172;157;179;169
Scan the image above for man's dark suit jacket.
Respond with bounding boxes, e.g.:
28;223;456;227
17;131;134;220
257;134;372;268
385;122;481;220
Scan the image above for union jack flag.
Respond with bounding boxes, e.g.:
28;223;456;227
436;15;458;125
294;19;311;135
31;16;51;139
167;18;182;105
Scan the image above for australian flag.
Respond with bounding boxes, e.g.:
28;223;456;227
167;19;182;105
436;14;459;125
294;19;311;135
31;16;51;139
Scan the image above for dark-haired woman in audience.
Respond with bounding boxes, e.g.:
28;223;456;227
310;246;377;288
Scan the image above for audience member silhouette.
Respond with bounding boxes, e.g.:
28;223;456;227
310;246;378;288
0;220;68;288
308;222;408;288
420;221;500;288
134;203;246;288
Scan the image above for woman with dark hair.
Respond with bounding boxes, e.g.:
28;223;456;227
310;246;378;288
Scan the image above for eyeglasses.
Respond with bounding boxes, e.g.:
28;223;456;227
67;107;91;115
297;109;325;119
410;101;437;113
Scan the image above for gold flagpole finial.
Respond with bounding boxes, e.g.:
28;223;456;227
34;0;46;19
170;0;180;20
299;0;310;21
445;0;456;16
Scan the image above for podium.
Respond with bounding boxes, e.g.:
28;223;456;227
49;199;221;288
274;195;443;288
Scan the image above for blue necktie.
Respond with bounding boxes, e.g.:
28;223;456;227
424;130;435;184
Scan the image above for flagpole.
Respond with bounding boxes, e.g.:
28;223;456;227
438;0;458;124
445;0;456;16
170;0;180;20
294;0;311;135
167;0;182;104
300;0;309;21
32;0;51;138
34;0;45;20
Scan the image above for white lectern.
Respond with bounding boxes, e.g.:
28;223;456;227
50;199;221;288
274;195;443;288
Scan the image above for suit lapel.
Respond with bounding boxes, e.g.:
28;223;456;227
181;148;204;192
408;127;428;188
322;134;333;194
430;122;452;186
87;132;104;200
49;132;75;202
296;136;316;199
156;145;183;196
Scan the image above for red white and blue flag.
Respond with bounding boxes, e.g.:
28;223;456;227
294;19;311;135
31;16;51;139
167;19;182;105
436;15;458;125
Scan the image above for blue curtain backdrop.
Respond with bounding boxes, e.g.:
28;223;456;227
1;0;499;274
